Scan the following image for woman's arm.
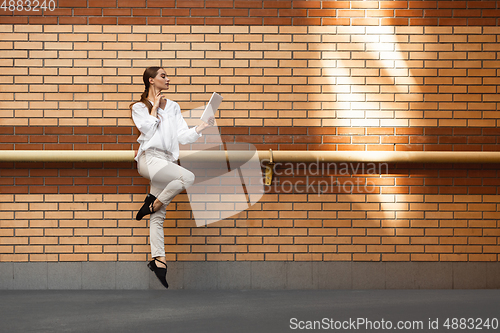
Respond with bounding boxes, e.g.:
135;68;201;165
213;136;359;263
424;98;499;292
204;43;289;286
196;117;214;133
150;89;165;118
132;103;160;140
175;103;204;145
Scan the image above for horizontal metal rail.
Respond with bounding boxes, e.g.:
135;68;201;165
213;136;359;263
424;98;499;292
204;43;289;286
0;150;499;163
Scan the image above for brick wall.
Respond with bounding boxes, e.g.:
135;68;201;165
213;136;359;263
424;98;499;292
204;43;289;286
0;2;499;264
1;0;499;26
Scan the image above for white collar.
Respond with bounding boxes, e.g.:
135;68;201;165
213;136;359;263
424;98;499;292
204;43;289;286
148;99;169;110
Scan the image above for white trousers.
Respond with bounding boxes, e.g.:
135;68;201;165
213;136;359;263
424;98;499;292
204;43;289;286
137;148;195;258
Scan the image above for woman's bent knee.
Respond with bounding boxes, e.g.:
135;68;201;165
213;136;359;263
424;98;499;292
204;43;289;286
183;171;195;187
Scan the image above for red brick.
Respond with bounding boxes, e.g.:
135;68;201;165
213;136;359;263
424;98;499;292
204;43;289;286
424;9;452;16
118;17;147;24
380;1;408;9
206;18;235;26
396;9;423;17
469;2;496;9
1;185;28;193
117;0;146;7
482;10;500;17
57;136;85;143
73;127;101;135
103;144;133;150
467;136;496;144
292;1;321;9
177;17;205;24
278;9;307;16
410;1;437;9
468;18;496;25
161;8;190;16
45;178;74;185
310;9;337;16
440;18;467;25
88;0;116;7
0;135;28;143
43;127;72;135
74;144;102;150
44;8;72;16
454;9;481;17
381;18;409;25
119;185;148;194
16;178;43;185
191;9;219;16
235;1;262;8
30;186;58;194
438;1;467;9
410;18;438;25
59;14;87;25
15;127;43;135
88;135;116;143
262;1;291;9
0;178;14;185
322;1;349;9
14;144;43;150
23;10;44;17
102;8;132;16
45;144;74;150
89;17;117;24
144;0;174;7
0;128;14;135
366;9;395;17
149;17;175;24
250;9;278;16
0;17;28;24
206;1;233;8
293;17;321;25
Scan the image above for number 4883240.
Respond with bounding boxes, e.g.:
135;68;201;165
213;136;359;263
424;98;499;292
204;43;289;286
0;0;56;11
443;318;499;330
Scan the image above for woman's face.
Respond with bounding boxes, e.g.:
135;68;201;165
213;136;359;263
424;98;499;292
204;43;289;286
150;69;170;91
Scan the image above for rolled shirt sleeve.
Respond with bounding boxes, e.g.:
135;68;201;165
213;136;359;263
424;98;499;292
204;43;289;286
132;102;160;140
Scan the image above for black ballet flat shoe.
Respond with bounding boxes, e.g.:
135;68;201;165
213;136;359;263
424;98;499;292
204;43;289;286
136;194;157;221
147;258;169;289
144;193;156;204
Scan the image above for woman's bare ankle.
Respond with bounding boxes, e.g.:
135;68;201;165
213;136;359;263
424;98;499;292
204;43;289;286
153;199;163;212
154;256;166;268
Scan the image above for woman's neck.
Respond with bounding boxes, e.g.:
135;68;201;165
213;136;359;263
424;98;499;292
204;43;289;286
147;88;161;100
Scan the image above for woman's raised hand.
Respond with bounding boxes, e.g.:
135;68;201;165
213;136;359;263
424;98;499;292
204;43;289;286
196;116;215;134
150;89;165;117
153;90;164;109
206;116;215;127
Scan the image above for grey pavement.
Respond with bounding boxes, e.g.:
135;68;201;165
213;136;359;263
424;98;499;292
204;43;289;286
0;290;499;333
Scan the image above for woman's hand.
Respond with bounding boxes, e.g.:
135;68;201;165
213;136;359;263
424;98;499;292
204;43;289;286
151;89;164;117
206;116;215;127
196;116;215;133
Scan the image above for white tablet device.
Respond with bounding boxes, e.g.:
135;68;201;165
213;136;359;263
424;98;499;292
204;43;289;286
200;92;223;123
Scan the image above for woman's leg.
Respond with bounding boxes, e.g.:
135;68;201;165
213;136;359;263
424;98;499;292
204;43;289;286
148;185;167;266
138;150;196;267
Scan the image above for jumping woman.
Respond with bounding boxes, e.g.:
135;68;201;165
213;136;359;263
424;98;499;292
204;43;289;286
130;67;214;289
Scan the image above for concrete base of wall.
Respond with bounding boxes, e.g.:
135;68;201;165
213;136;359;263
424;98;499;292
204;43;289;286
1;261;499;290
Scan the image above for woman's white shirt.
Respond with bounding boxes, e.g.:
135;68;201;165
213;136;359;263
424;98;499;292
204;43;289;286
131;99;202;162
